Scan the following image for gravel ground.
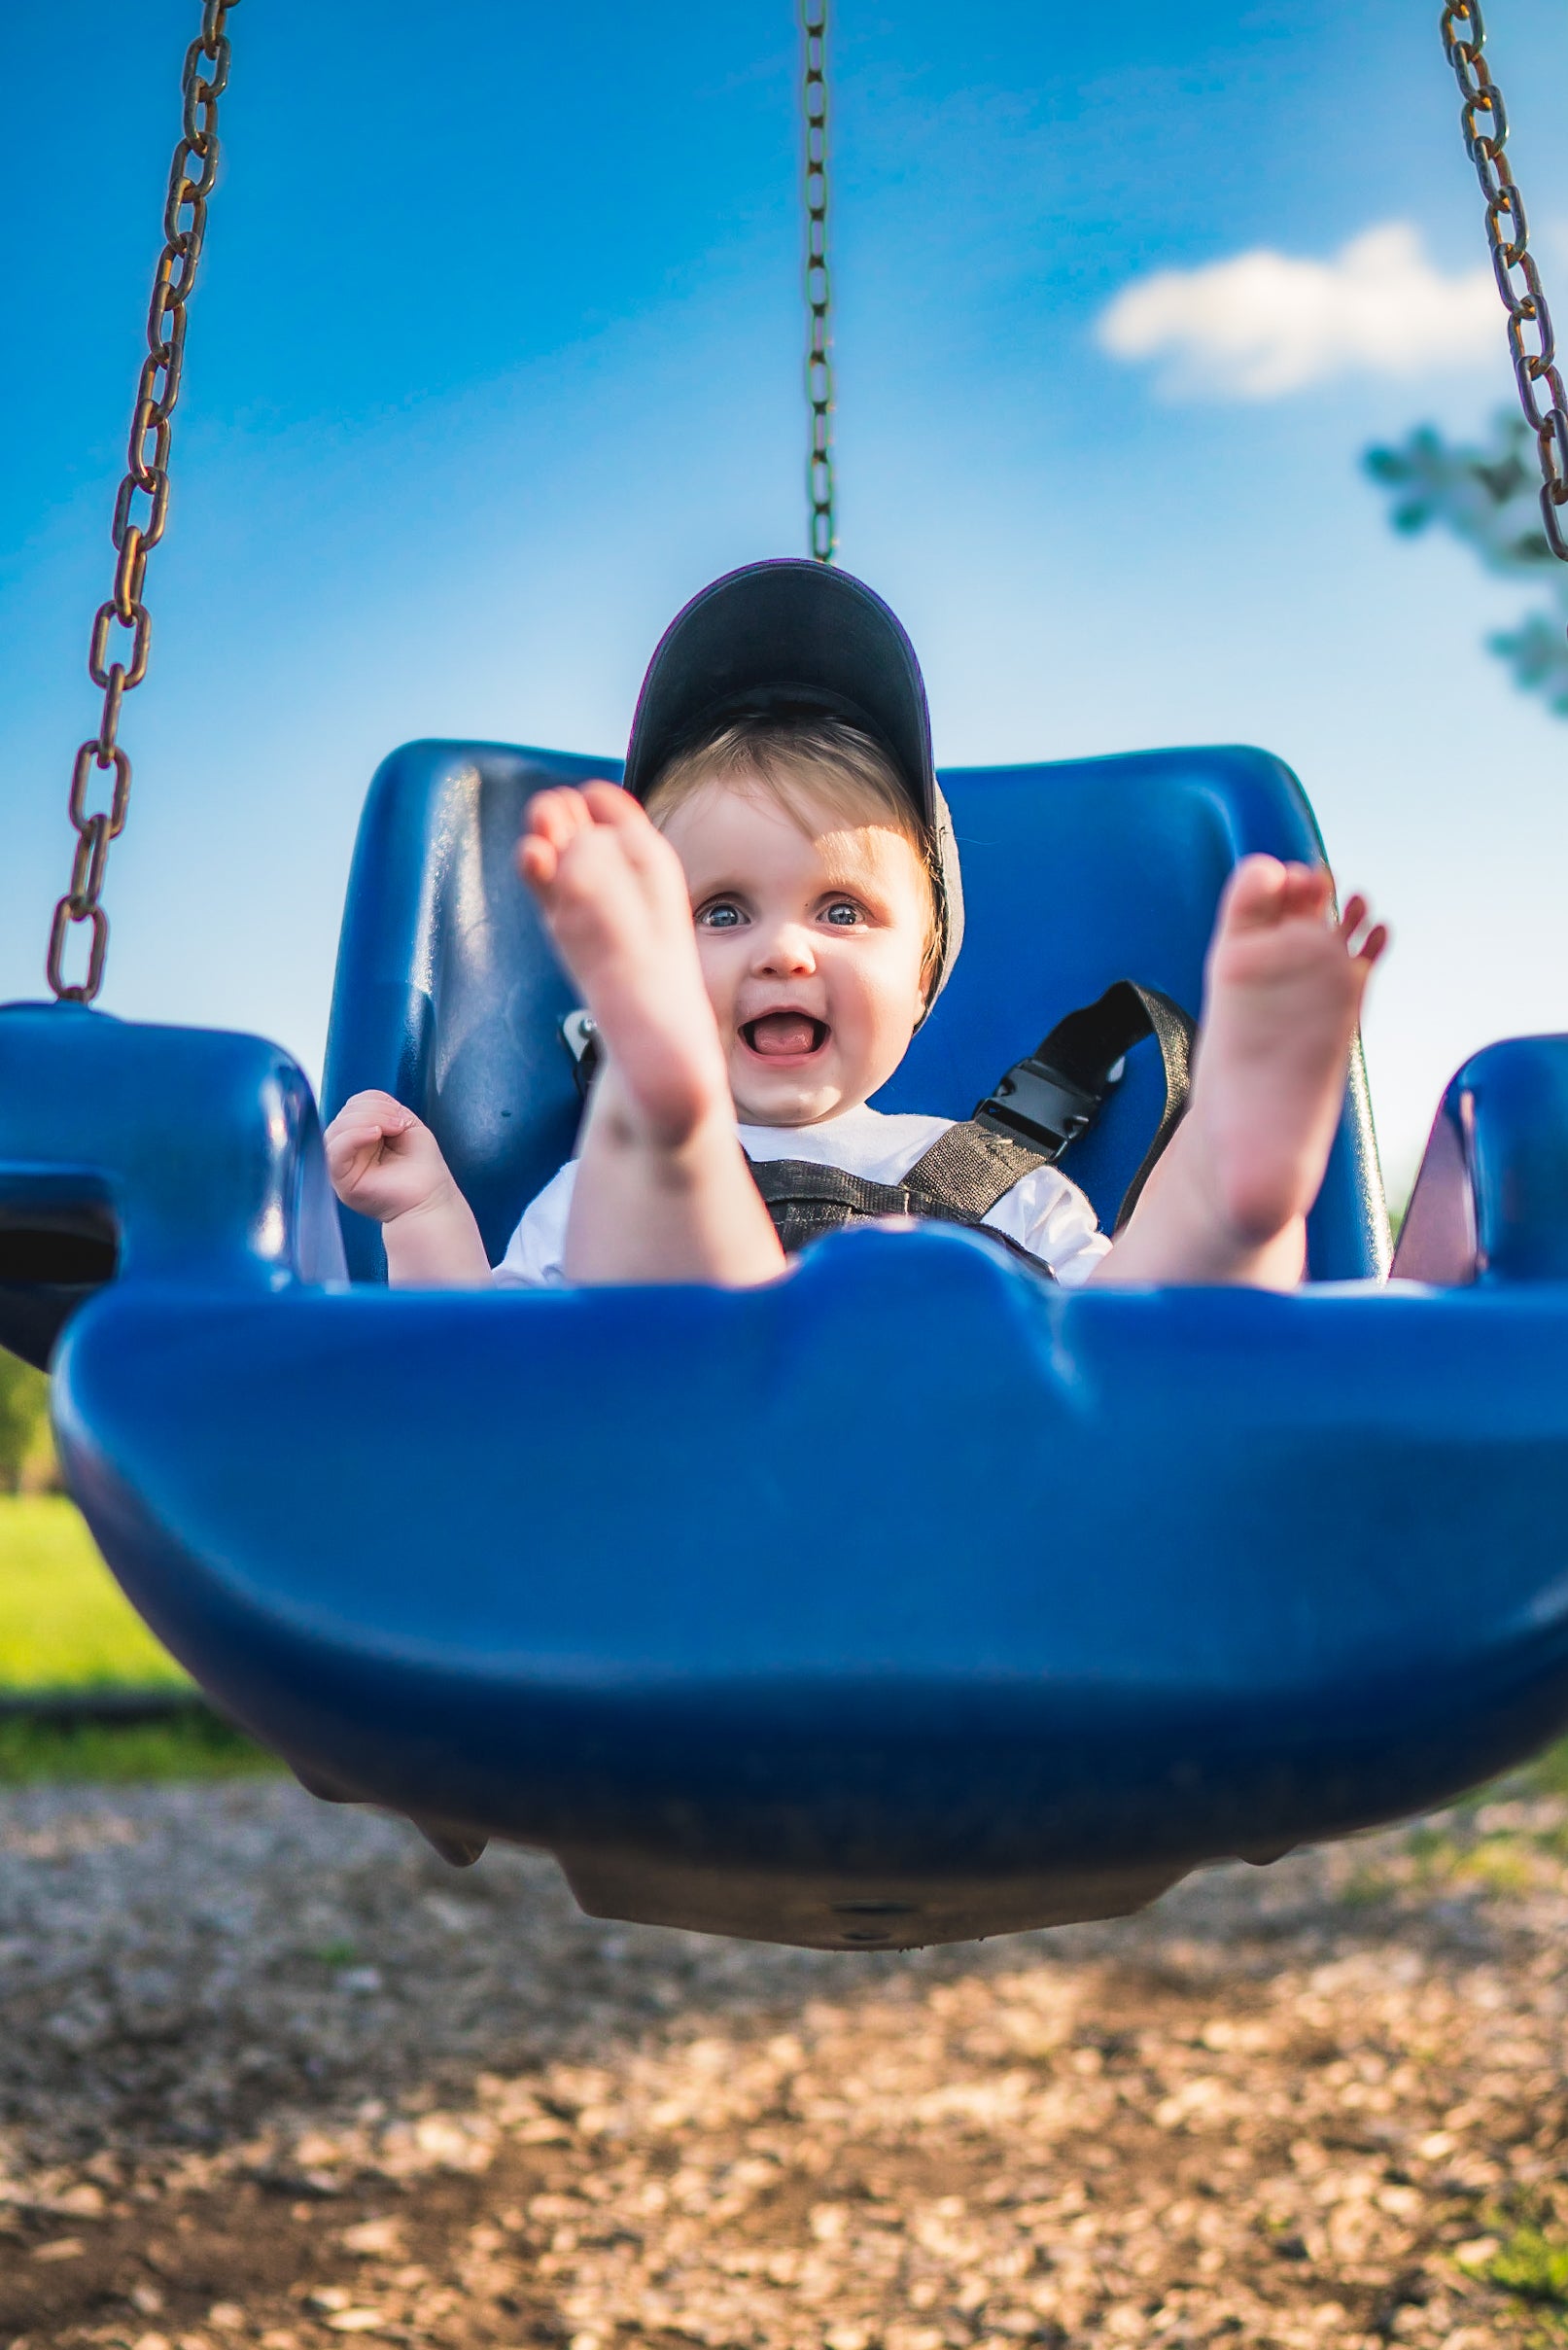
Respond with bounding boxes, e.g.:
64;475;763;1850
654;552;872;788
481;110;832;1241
3;1780;1568;2349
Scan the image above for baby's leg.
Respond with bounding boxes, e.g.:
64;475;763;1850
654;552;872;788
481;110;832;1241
1097;857;1386;1288
519;785;785;1284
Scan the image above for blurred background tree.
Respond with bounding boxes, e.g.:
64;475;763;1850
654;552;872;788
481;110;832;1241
0;1357;57;1494
1365;412;1568;717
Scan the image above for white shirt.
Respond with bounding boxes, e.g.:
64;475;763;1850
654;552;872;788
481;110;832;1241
493;1102;1110;1289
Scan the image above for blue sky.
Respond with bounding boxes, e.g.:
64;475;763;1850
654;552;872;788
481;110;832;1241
7;0;1568;1185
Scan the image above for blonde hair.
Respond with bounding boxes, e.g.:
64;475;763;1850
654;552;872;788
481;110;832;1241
644;714;941;990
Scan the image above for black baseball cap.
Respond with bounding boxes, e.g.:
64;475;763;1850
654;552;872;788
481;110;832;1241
623;559;964;1002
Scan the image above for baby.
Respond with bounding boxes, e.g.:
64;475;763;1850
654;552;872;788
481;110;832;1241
325;562;1385;1293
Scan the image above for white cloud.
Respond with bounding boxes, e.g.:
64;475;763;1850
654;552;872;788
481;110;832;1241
1098;223;1499;399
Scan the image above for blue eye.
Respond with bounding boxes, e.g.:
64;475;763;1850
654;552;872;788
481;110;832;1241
823;900;862;928
698;902;744;929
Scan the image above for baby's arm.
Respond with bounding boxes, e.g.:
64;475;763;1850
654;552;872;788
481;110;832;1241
324;1090;492;1286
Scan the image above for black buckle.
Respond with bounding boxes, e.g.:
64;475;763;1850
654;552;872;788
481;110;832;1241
974;1056;1101;1156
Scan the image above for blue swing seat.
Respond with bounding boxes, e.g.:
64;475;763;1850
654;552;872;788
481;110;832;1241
5;739;1568;1952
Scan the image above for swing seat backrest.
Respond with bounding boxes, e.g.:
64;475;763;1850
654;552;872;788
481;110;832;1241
323;739;1388;1280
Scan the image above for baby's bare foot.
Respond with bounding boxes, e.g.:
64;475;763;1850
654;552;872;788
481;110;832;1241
518;784;731;1149
1188;855;1386;1252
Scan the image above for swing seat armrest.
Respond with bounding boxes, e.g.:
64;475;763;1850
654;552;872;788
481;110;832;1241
1392;1035;1568;1285
0;1001;345;1367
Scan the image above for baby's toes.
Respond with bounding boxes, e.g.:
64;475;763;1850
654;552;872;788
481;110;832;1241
581;781;684;882
1277;863;1333;923
1217;855;1289;935
525;788;593;855
581;780;643;827
550;823;650;937
1337;894;1387;958
517;832;558;894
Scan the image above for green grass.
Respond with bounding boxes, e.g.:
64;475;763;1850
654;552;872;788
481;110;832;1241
0;1495;273;1782
1459;2222;1568;2323
1486;2227;1568;2306
0;1493;191;1688
0;1707;275;1784
1514;1736;1568;1801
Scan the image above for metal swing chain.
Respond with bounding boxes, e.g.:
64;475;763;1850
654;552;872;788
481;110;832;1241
46;0;238;1005
1441;3;1568;578
801;0;836;563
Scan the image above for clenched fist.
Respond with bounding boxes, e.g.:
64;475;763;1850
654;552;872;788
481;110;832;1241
325;1090;454;1224
323;1092;491;1285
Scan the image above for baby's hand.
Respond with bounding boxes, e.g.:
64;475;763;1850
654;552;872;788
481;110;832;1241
325;1090;454;1224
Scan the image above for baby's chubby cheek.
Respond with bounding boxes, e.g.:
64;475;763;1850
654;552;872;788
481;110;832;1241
852;939;928;1066
851;1004;921;1099
694;956;743;1047
813;977;922;1109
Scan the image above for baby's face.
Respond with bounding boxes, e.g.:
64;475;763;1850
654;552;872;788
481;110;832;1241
657;776;931;1127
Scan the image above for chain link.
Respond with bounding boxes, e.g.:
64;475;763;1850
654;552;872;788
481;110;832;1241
801;0;836;563
47;0;238;1004
1441;3;1568;569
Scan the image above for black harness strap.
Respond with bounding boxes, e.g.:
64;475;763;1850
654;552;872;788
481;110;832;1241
747;1145;1056;1276
973;979;1196;1231
900;1117;1050;1221
748;1160;919;1257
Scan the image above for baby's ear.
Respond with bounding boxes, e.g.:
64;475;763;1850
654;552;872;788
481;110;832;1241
909;974;934;1033
919;943;942;1012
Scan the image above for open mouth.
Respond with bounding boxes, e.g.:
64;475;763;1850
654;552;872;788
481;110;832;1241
740;1012;830;1061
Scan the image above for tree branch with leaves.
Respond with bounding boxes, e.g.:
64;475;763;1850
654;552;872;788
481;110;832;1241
1365;412;1568;717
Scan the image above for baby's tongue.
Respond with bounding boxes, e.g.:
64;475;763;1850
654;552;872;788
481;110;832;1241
748;1012;819;1058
